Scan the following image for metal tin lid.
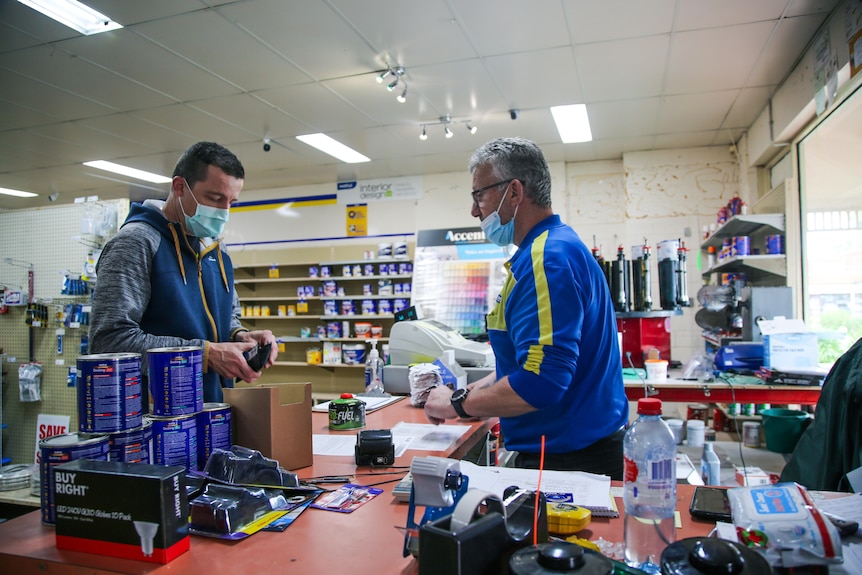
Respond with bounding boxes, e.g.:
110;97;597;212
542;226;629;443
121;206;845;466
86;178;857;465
203;402;230;411
39;432;109;448
77;352;141;361
661;537;771;575
147;346;202;353
0;464;35;491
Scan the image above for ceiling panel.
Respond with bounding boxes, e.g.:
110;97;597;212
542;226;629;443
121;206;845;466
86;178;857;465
576;35;670;103
0;0;844;211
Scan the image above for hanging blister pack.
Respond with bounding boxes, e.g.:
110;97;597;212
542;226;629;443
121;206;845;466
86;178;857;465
19;362;43;402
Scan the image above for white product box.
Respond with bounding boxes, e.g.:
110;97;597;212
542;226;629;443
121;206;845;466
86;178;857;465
735;466;771;487
759;318;819;370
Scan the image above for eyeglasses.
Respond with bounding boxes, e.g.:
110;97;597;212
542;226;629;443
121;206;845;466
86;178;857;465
471;179;514;204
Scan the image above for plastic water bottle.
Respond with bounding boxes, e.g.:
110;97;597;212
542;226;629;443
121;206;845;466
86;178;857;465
623;397;677;574
701;442;721;486
364;339;385;395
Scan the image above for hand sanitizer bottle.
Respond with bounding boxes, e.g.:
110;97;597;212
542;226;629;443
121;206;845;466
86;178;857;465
364;339;385;395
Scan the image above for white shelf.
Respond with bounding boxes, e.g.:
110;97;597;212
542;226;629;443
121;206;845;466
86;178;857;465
701;214;785;250
702;254;786;280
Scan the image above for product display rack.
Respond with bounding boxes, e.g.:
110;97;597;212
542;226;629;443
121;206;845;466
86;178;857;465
234;258;412;371
701;214;786;283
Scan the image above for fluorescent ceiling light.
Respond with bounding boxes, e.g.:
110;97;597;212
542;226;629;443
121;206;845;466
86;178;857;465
0;187;38;198
17;0;123;35
296;134;370;164
550;104;593;143
83;160;172;183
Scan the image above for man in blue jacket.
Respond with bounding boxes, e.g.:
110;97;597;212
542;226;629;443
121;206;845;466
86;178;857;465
90;141;276;403
424;137;628;479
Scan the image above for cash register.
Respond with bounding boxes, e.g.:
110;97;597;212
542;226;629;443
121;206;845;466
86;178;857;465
383;319;496;394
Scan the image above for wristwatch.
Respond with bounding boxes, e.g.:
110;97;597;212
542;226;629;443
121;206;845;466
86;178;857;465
450;388;471;418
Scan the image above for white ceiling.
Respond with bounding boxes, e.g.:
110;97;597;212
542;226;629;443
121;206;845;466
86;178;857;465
0;0;840;211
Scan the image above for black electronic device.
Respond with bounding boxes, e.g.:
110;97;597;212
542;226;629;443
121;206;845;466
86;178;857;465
355;429;395;466
689;486;732;522
823;511;860;537
394;305;418;323
244;342;272;372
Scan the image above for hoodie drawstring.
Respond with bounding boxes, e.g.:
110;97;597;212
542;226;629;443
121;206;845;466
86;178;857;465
168;223;188;285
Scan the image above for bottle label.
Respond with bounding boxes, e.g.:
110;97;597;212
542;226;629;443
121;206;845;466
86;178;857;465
624;455;638;483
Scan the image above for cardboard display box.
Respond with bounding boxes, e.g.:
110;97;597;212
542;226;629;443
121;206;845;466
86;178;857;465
54;459;189;564
223;382;313;470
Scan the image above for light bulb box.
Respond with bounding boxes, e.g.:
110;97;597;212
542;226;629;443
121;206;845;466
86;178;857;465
223;381;313;470
53;459;189;564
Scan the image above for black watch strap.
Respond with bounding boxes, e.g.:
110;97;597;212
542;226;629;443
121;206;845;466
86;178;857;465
451;388;471;418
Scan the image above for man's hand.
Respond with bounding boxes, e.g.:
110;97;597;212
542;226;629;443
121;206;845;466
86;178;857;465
208;340;260;382
423;385;457;425
234;329;278;369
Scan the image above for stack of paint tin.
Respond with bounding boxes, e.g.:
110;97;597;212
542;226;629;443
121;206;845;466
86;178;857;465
147;346;232;472
40;352;145;525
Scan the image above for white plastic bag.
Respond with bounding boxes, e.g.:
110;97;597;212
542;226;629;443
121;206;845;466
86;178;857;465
19;362;42;402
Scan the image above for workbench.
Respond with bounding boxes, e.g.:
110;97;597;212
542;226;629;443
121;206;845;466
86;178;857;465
0;400;717;575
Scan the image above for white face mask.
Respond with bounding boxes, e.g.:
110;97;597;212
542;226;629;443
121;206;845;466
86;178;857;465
480;182;517;246
180;180;229;237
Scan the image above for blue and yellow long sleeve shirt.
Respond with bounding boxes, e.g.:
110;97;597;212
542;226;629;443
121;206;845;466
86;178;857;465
487;215;628;453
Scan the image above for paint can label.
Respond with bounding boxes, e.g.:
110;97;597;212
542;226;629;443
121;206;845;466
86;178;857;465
197;403;232;471
147;347;203;416
76;353;143;433
150;413;198;472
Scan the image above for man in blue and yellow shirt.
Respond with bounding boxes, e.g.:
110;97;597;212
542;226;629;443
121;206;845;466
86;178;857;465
424;137;628;479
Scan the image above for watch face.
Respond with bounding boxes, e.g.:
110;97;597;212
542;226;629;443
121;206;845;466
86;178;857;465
452;388;467;401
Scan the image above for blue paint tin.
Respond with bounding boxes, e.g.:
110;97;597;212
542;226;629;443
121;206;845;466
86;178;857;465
150;413;198;472
731;236;750;257
147;346;203;416
197;403;232;471
107;417;153;464
76;353;143;433
766;234;784;254
39;432;110;525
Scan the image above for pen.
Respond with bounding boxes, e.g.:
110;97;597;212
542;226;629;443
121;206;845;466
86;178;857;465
303;475;352;484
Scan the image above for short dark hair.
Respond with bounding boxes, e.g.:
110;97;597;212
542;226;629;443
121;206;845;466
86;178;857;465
173;141;244;187
468;137;552;208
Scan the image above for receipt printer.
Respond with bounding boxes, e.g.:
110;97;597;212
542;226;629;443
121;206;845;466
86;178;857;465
355;429;394;466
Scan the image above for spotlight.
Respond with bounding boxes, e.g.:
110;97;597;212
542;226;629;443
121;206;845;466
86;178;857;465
509;109;519;120
444;125;453;138
397;87;407;103
48;192;60;202
376;69;391;84
466;123;477;135
419;126;427;140
262;138;271;152
387;77;399;91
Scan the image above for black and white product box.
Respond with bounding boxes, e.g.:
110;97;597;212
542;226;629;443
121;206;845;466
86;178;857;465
53;459;189;564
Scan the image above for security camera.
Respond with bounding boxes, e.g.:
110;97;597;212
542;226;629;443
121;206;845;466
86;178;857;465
263;138;271;152
509;109;519;120
48;192;59;202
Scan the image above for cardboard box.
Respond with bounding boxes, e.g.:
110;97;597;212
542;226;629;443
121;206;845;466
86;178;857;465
760;318;819;370
54;459;189;564
223;382;313;470
735;466;771;487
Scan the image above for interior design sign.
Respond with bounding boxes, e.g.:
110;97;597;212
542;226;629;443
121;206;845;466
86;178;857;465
337;176;423;204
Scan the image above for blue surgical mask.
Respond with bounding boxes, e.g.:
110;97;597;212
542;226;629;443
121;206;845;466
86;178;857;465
181;181;229;238
480;184;518;246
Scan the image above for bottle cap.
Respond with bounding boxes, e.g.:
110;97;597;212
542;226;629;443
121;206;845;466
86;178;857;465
637;397;662;415
340;393;354;399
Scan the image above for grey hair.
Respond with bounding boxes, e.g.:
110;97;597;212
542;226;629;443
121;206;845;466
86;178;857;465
468;137;552;208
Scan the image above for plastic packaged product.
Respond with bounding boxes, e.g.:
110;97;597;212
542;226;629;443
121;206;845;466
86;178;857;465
701;442;720;485
623;397;676;574
727;482;842;568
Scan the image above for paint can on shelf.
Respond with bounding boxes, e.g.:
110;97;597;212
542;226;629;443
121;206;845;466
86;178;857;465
76;353;143;433
197;403;232;471
150;413;198;472
147;346;203;416
107;418;153;464
40;432;110;525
